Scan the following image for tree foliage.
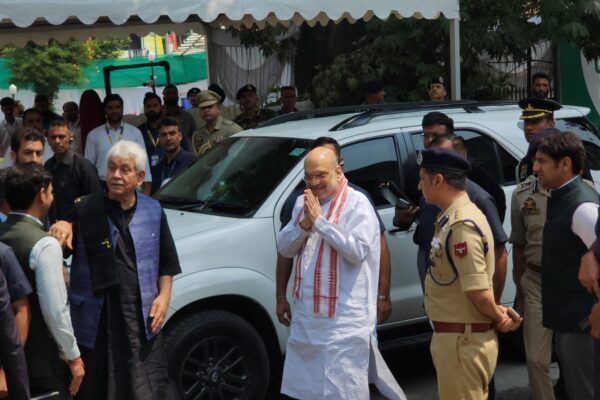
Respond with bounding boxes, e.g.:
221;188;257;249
3;36;130;102
303;0;600;106
85;36;131;59
228;24;298;63
4;38;90;101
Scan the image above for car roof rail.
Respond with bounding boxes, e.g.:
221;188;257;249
329;100;519;131
258;100;519;130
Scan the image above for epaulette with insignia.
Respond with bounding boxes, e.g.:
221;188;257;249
515;178;534;194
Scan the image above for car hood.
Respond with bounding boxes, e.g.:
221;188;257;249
163;208;238;240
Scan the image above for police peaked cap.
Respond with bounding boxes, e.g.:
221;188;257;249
418;147;471;173
518;97;562;120
196;90;222;108
236;84;257;100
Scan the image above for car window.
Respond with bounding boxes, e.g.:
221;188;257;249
454;129;518;185
156;137;311;216
341;136;402;206
555;117;600;170
409;130;518;185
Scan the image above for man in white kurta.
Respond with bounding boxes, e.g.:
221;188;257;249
277;147;405;400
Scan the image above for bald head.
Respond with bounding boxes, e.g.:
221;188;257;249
305;147;338;169
304;147;342;200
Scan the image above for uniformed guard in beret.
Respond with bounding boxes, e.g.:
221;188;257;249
364;80;386;105
420;147;521;400
515;97;562;183
428;77;448;101
186;87;201;108
233;84;277;130
191;90;243;156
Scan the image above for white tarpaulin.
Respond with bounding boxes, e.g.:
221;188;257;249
0;0;462;99
0;1;458;27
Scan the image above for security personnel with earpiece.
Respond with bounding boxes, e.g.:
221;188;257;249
420;147;522;400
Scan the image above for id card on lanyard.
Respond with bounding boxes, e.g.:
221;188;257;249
146;129;160;166
106;125;124;145
162;160;177;181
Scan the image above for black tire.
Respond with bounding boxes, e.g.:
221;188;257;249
164;310;270;400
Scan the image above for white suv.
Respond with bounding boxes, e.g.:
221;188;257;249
156;102;600;399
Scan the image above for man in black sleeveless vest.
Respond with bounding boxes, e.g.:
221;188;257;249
534;131;598;400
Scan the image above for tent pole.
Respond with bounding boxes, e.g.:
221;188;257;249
203;23;212;83
449;18;461;100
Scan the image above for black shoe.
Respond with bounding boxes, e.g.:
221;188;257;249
553;383;569;400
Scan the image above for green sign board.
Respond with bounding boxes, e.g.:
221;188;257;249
559;42;600;125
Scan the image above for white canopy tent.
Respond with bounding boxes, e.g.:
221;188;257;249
0;0;462;98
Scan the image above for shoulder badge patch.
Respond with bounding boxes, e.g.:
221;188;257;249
454;242;468;257
521;197;540;215
519;163;528;181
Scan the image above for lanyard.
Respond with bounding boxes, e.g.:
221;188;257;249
146;129;159;149
105;125;124;145
162;159;177;181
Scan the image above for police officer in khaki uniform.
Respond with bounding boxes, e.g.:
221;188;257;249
515;98;562;183
510;131;554;400
420;147;521;400
191;90;243;156
233;84;277;130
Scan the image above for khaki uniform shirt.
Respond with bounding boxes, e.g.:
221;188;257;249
233;108;277;130
425;193;495;323
509;175;550;266
191;116;243;155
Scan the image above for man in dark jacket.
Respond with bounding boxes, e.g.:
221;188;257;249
535;131;598;400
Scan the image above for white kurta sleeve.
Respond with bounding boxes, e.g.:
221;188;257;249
30;236;80;361
277;197;309;257
313;194;378;265
571;202;599;249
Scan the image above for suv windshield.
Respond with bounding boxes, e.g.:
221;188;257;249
156;136;311;216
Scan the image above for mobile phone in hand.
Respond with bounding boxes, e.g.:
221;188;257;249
396;197;412;210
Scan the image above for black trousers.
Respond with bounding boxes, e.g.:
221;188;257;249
75;294;173;400
0;270;30;400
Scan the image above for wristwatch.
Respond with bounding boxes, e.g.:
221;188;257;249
378;294;389;301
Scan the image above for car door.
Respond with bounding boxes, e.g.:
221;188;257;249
341;135;425;325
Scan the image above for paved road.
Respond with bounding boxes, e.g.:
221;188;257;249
371;343;559;399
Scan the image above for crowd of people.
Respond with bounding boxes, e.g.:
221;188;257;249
0;70;598;400
275;72;600;400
